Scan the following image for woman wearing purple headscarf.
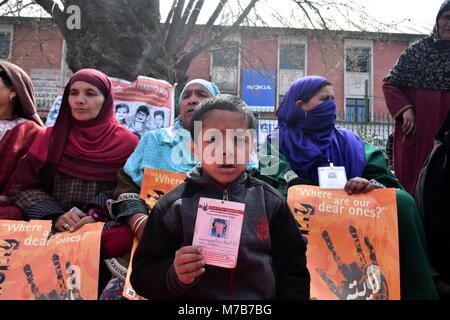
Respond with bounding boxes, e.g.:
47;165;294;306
258;76;437;300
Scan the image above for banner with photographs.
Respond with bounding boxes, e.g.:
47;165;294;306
45;75;175;140
0;220;103;300
287;186;400;300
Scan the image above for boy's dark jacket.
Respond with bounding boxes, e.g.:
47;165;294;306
130;167;310;300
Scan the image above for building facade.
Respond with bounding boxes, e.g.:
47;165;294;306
1;16;423;150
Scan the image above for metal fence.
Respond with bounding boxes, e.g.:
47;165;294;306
256;112;394;158
336;112;394;155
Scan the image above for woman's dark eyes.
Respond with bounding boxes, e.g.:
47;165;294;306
69;91;97;96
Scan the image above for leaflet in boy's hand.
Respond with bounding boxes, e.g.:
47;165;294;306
192;197;245;269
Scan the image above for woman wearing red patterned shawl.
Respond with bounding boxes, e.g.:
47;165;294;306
0;61;44;220
9;69;139;290
383;0;450;195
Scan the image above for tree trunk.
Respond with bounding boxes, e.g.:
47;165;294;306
37;0;188;83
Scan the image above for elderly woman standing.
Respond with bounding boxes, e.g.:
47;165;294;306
259;76;438;300
383;0;450;195
0;61;44;220
9;69;139;293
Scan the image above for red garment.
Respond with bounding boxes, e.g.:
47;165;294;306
100;224;134;259
0;205;22;220
383;82;450;194
11;69;139;192
0;120;43;220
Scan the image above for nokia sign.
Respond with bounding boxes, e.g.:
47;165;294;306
242;69;276;112
246;84;273;91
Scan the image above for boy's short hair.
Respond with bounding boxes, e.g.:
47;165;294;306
115;103;129;113
190;94;256;141
136;105;150;116
154;110;165;119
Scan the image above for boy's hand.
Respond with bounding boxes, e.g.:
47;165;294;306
345;177;375;195
174;246;206;285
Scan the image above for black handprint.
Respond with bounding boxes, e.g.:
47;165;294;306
23;264;49;300
52;253;69;299
23;254;84;300
146;189;165;207
316;225;389;300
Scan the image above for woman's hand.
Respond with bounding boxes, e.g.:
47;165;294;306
345;177;375;195
54;211;95;233
402;108;415;136
173;246;205;285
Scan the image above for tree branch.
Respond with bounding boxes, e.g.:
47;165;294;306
294;1;317;28
180;0;195;25
175;0;204;54
33;0;66;31
162;0;177;41
165;0;186;52
179;0;259;69
197;0;228;44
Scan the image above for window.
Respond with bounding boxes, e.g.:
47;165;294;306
0;25;13;60
346;98;369;123
278;41;306;103
345;40;372;122
280;44;305;70
346;47;371;73
211;41;239;94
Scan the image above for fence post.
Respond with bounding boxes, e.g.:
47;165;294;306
365;79;370;123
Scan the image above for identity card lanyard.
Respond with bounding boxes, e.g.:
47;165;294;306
318;149;348;189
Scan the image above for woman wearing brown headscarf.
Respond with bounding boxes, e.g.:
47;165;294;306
0;61;44;220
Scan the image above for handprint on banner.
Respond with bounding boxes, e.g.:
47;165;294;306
146;189;166;208
293;203;315;236
316;225;389;300
23;254;83;300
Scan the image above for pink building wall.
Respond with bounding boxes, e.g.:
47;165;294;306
373;40;408;114
307;35;346;114
10;23;63;74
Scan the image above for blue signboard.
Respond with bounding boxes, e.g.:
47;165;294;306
242;69;276;112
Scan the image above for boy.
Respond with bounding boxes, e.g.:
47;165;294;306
130;95;310;299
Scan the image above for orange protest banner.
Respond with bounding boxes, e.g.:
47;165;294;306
122;239;146;300
140;168;185;208
0;220;103;300
122;168;185;300
287;185;400;300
